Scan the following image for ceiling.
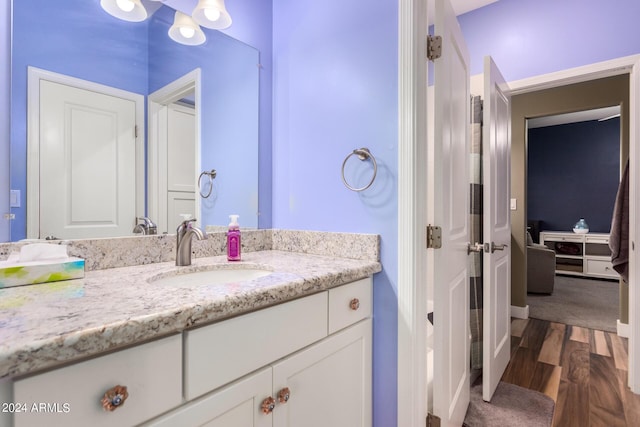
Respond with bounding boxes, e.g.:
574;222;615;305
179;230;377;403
528;106;621;129
451;0;499;16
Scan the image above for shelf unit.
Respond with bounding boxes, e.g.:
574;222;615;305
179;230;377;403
539;231;618;280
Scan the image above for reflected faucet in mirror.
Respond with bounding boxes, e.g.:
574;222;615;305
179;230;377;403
133;217;158;235
176;218;206;266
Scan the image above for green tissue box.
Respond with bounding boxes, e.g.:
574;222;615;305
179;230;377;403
0;258;85;289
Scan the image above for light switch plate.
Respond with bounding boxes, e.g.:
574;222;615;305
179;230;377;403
510;198;517;211
10;190;20;208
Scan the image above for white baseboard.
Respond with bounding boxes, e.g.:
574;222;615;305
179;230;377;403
511;305;529;319
617;319;629;338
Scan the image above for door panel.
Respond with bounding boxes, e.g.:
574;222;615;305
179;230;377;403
482;56;512;401
272;320;371;427
40;80;136;239
168;191;196;232
145;367;272;427
431;0;471;424
167;103;196;193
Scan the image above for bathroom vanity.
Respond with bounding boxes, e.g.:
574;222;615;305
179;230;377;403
0;230;380;427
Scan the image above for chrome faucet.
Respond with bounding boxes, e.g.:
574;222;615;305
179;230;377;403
176;218;206;266
133;217;157;235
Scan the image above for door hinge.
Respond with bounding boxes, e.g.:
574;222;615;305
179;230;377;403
427;413;441;427
427;35;442;61
134;125;138;138
426;225;442;249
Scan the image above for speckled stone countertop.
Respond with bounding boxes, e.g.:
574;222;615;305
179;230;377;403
0;250;381;380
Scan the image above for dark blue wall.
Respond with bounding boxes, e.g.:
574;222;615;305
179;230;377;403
527;118;620;233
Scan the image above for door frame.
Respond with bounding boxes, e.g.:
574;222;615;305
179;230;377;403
26;67;145;239
397;0;429;426
397;18;640;424
147;68;201;234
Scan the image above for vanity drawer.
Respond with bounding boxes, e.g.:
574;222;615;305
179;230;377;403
328;277;372;334
13;334;182;427
585;258;618;278
184;291;328;400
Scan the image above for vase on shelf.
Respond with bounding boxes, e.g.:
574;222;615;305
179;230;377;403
573;218;589;234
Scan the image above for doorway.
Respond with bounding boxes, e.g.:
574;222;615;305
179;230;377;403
525;106;623;332
147;69;201;235
509;74;630;333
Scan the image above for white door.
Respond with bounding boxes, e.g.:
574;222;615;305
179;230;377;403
168;192;196;232
431;0;471;424
39;80;137;239
167;103;196;193
482;56;512;401
167;103;196;230
629;58;640;393
272;320;372;427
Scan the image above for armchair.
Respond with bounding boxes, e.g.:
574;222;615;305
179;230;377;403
527;232;556;294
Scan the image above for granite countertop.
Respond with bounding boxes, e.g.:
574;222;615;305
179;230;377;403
0;250;381;380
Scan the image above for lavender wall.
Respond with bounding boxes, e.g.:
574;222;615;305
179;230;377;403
272;0;398;425
220;0;273;228
458;0;640;81
528;119;620;233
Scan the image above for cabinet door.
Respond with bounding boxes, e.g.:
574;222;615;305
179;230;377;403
145;367;272;427
272;319;372;427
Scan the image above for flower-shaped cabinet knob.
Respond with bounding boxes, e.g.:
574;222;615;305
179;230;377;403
101;385;129;411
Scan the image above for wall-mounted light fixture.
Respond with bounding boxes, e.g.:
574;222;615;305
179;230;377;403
100;0;232;45
192;0;232;30
169;11;206;46
100;0;148;22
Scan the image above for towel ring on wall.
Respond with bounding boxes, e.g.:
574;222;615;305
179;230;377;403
198;169;217;198
341;148;378;192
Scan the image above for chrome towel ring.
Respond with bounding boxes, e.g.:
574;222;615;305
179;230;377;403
198;169;217;198
341;148;377;192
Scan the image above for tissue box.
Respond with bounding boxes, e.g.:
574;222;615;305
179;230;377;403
0;257;85;289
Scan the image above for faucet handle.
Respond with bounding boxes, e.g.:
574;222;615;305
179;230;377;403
177;217;198;234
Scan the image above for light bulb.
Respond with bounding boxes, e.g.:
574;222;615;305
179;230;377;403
179;27;196;39
116;0;135;12
203;8;221;22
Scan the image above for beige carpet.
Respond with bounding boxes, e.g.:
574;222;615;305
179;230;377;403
463;381;554;427
527;275;619;332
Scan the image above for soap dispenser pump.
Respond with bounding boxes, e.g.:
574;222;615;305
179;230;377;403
227;214;241;261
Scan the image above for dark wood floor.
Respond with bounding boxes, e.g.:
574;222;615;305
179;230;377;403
501;318;640;426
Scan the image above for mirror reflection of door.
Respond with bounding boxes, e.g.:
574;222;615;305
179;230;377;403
31;69;143;240
167;98;196;232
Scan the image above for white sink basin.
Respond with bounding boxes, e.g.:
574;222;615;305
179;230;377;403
151;267;272;287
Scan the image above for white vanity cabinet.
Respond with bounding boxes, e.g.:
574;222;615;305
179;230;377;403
147;321;371;427
3;277;373;427
147;277;373;427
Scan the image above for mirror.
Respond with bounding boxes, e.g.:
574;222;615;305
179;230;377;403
8;0;259;242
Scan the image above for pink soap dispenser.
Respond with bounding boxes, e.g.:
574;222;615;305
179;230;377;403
227;214;241;261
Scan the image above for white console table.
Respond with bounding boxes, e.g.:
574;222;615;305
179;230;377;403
539;231;618;280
